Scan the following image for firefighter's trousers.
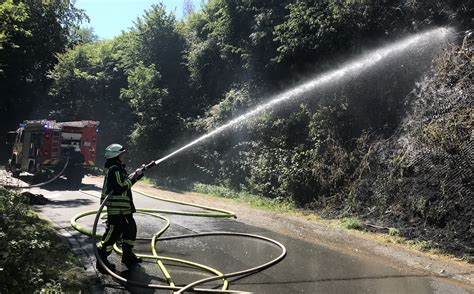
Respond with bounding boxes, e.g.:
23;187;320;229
97;214;137;255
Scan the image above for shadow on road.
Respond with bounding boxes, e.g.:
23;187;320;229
121;264;164;293
47;198;95;207
38;178;86;191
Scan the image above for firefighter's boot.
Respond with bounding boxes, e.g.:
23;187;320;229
121;244;142;267
96;248;116;274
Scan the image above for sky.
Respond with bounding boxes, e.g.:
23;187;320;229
75;0;187;39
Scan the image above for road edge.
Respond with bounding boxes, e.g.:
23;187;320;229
37;212;104;293
129;180;474;291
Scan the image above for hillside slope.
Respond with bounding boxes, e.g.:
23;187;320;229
353;34;473;257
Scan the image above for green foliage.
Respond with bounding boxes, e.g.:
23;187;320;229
421;109;472;153
0;188;87;292
120;5;194;163
273;0;355;64
389;151;408;178
0;0;87;143
388;227;400;236
48;39;132;155
133;4;190;105
69;27;98;46
121;62;165;118
140;176;157;186
272;0;469;70
198;83;259;130
339;217;362;230
193;183;296;212
406;239;435;252
49;41;119;117
121;62;169;160
0;0;29;52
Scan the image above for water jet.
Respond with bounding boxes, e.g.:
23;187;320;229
155;27;452;165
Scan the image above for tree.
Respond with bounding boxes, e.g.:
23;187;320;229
48;39;132;158
0;0;29;54
0;0;86;154
68;27;98;46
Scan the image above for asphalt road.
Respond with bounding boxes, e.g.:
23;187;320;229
29;179;472;294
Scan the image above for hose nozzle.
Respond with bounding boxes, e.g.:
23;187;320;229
144;160;156;171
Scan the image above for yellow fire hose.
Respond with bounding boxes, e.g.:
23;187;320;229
71;186;287;293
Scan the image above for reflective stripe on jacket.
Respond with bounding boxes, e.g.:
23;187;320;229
101;159;136;215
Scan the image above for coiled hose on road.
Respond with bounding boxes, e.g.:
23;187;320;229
71;186;287;293
1;160;286;292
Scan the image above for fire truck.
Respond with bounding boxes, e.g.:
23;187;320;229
6;120;100;186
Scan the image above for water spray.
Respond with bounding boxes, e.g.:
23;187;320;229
148;27;452;168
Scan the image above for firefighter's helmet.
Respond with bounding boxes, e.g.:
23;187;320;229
104;144;126;159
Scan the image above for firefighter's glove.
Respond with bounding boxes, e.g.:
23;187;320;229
129;165;145;183
135;172;144;181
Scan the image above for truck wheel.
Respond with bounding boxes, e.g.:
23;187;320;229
28;161;35;173
10;156;20;178
67;169;84;187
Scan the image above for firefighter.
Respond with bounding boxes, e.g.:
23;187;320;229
96;143;145;273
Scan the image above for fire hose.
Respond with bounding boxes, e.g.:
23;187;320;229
0;159;69;189
71;161;287;293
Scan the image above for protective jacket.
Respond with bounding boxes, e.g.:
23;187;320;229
101;158;137;215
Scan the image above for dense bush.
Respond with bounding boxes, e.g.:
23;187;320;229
188;27;472;257
348;36;473;255
0;188;87;292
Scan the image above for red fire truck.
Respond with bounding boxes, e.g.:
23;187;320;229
6;120;100;186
